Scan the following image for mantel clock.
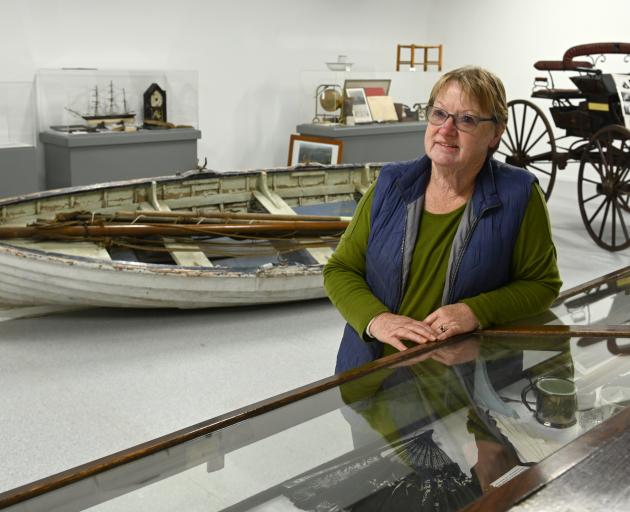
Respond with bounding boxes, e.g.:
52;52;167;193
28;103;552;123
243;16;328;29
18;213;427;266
143;83;167;125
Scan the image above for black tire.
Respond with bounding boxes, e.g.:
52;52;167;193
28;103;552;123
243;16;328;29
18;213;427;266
577;125;630;251
497;100;557;200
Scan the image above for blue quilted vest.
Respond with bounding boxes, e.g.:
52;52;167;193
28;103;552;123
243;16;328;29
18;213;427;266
335;156;536;373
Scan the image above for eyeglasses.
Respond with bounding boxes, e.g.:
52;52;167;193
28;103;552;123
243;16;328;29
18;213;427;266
425;105;496;133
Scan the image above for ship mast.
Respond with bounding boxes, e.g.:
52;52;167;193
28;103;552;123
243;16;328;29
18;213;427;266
91;85;100;116
108;81;115;114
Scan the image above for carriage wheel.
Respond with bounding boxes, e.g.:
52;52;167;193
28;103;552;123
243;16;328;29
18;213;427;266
578;125;630;251
497;100;557;200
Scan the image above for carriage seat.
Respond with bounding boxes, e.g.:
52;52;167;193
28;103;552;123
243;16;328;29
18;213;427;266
534;42;630;71
531;88;584;100
534;60;593;71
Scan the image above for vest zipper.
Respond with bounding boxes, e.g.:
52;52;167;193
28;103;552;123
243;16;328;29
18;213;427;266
396;221;406;313
447;204;497;304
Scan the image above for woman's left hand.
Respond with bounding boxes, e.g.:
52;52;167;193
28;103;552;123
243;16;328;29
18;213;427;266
424;303;479;340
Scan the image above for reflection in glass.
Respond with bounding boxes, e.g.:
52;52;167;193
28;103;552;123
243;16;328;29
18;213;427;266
550;271;630;327
11;333;630;511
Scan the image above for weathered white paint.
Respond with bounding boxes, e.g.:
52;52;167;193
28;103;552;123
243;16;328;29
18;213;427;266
0;164;379;310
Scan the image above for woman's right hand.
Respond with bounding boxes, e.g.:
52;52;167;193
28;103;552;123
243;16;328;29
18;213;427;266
369;312;440;351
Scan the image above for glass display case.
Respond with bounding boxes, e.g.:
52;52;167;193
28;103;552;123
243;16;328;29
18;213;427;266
35;69;202;188
36;68;198;132
298;69;436;125
0;267;628;511
0;81;38;198
0;81;35;148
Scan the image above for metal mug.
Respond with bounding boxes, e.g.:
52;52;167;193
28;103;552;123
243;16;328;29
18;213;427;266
521;377;577;428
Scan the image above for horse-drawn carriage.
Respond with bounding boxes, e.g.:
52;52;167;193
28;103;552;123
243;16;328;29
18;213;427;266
499;42;630;251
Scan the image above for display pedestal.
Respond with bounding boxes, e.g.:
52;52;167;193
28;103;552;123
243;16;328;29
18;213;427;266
0;145;39;198
296;122;427;164
40;128;202;188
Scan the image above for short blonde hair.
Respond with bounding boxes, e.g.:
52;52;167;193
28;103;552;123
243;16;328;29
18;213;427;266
428;66;508;126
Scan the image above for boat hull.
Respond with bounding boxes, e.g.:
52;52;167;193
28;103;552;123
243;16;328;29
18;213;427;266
0;242;325;308
0;164;379;310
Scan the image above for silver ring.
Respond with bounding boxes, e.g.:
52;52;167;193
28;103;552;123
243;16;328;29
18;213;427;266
439;324;447;333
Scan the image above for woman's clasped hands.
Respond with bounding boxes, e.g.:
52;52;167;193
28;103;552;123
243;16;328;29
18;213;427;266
369;303;480;352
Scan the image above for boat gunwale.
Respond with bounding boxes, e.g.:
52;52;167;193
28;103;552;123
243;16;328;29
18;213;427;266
0;162;384;208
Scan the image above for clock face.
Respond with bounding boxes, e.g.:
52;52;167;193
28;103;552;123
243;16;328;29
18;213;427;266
144;84;166;125
151;91;163;107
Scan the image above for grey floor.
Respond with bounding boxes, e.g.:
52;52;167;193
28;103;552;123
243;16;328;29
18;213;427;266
0;176;628;495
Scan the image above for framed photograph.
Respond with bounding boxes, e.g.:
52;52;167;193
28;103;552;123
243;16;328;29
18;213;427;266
343;79;391;96
346;88;373;124
288;134;343;166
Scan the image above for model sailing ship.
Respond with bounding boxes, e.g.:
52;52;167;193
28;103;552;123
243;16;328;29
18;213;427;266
65;80;136;128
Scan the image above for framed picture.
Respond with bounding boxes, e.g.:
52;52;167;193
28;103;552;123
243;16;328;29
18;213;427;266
346;88;373;124
288;134;343;166
343;79;391;96
366;96;398;122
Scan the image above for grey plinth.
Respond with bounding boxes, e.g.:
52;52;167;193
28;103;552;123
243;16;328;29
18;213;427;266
296;122;427;164
40;128;202;189
0;145;39;198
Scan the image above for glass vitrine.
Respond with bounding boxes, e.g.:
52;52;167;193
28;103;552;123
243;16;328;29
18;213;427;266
35;68;198;133
0;81;38;197
0;267;628;512
0;81;35;148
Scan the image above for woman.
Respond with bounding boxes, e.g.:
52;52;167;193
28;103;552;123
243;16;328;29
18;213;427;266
324;66;562;373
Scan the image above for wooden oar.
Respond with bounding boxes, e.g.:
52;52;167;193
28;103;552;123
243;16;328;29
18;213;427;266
55;210;352;224
0;221;349;239
53;214;341;226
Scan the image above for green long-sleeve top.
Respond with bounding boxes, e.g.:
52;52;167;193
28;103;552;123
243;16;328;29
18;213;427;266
323;181;562;354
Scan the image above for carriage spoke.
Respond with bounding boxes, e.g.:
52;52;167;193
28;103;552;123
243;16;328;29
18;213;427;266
521;112;540;154
509;104;521;151
588;195;609;225
504;128;518;155
528;164;553;177
595;140;611;176
596;198;612;241
581;177;604;186
520;106;528;151
523;129;548;155
595;140;606;165
501;140;517;155
612;201;629;243
610;198;617;247
582;192;602;204
614;199;629;241
605;138;615;173
591;158;604;177
583;153;605;178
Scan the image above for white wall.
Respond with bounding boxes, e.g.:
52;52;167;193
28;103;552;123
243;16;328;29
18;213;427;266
424;0;630;182
425;0;629;102
0;0;430;179
1;0;629;184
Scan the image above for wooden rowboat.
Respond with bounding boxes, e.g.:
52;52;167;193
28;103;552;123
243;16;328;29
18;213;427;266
0;163;379;314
